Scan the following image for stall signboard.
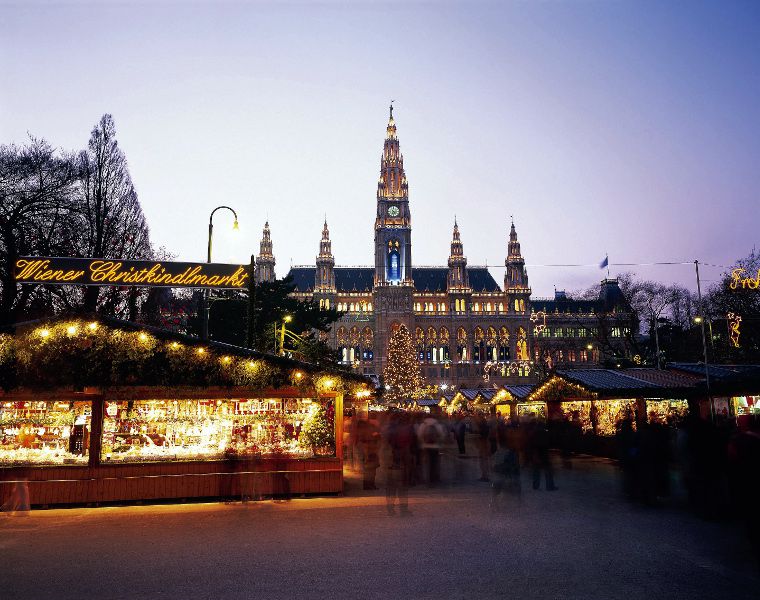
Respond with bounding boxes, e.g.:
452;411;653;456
15;257;250;289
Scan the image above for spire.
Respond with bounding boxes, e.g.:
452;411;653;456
448;219;469;291
508;220;521;257
255;221;275;283
316;219;335;293
377;105;407;199
505;219;528;292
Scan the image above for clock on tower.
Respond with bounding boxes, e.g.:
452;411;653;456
387;205;400;217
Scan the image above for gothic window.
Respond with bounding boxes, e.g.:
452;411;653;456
514;299;520;312
457;327;467;362
474;302;481;312
416;327;425;362
498;302;504;313
337;326;347;345
349;327;360;345
580;350;588;362
387;239;401;282
485;302;492;313
473;327;485;363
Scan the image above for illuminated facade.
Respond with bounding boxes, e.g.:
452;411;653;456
266;108;630;387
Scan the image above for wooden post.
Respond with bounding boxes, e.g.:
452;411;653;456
88;394;104;469
335;392;344;461
245;254;256;349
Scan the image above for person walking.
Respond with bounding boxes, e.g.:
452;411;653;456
526;417;557;491
418;409;446;486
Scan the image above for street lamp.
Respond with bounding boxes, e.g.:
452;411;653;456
202;206;239;340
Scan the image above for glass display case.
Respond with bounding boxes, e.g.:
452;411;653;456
0;400;92;465
101;397;334;463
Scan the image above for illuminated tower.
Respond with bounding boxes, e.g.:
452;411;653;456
255;221;276;283
373;104;415;377
314;219;336;307
447;218;470;290
505;220;531;360
374;103;412;287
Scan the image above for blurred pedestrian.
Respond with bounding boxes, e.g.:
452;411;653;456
1;479;30;515
385;412;414;516
418;409;446;486
525;417;557;491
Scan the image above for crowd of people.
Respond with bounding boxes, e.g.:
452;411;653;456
345;408;558;515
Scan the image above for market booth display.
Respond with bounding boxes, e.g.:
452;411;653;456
0;316;370;506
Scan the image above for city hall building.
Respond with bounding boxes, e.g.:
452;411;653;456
255;109;631;387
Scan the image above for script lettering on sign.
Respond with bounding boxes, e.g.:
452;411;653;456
15;257;250;289
730;268;760;290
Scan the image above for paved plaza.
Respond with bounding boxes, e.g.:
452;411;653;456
1;454;757;600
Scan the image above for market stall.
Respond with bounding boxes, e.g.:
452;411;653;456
0;316;370;506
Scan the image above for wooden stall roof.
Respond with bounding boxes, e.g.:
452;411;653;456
0;313;371;393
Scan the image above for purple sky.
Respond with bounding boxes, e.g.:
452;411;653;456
2;1;758;297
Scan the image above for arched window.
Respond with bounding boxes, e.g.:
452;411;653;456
473;327;485;363
498;302;504;313
486;327;498;361
499;327;510;361
457;327;467;362
361;327;374;362
387;239;401;282
416;327;425;362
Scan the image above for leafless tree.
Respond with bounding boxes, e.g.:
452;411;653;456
0;138;78;323
74;114;152;313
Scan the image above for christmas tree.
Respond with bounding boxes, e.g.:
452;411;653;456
299;402;335;456
383;324;428;402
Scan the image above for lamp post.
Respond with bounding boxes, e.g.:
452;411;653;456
202;206;239;340
278;315;293;356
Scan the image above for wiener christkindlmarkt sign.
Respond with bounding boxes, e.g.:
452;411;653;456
15;257;250;289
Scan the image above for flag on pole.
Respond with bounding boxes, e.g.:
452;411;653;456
599;255;609;269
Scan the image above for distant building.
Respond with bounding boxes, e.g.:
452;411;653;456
256;107;632;387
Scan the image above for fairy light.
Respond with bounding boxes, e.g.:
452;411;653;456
138;332;148;342
295;371;303;380
67;325;78;336
88;322;98;331
38;328;51;339
196;347;206;355
222;356;231;364
170;341;180;349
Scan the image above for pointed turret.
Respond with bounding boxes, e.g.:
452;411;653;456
447;218;470;291
376;105;408;201
315;219;336;294
505;219;530;315
255;221;276;283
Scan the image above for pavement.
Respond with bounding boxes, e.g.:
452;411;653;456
1;450;758;600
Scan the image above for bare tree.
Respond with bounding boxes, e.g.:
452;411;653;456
74;114;152;313
0;138;78;323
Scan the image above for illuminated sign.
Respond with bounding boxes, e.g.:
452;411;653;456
15;257;250;289
730;268;760;290
727;312;742;348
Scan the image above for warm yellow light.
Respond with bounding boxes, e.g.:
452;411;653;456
324;378;334;389
39;328;51;339
284;315;293;323
66;325;78;335
197;347;206;355
694;316;703;324
222;356;231;363
88;322;98;331
171;341;179;349
138;332;148;341
295;371;303;380
247;360;256;368
232;219;239;231
586;344;593;350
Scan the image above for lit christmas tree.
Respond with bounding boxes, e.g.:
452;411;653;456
383;324;428;402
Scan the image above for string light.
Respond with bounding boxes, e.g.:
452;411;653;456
222;356;231;363
170;341;180;349
138;332;148;341
196;347;206;355
88;322;98;331
66;325;78;336
38;329;50;339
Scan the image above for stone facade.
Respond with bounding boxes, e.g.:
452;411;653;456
258;108;632;388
